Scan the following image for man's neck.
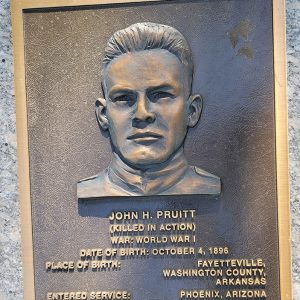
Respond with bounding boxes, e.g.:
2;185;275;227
107;148;188;195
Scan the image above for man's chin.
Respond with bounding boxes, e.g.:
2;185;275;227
122;151;169;168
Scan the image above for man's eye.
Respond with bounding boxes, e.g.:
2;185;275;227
150;91;173;101
113;94;135;102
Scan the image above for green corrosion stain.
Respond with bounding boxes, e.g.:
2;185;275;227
229;20;254;59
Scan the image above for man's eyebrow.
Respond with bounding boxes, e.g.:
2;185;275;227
108;86;135;97
146;84;176;93
108;83;177;97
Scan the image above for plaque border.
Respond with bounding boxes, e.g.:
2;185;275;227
11;0;292;299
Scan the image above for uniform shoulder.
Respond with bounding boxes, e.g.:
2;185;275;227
194;166;220;180
163;165;221;196
78;174;99;183
186;166;221;195
77;172;106;199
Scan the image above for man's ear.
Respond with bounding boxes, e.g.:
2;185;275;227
187;94;203;128
95;97;109;130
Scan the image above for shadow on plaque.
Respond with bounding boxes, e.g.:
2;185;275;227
78;195;221;218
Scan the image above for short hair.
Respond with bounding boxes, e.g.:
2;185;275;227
102;22;194;91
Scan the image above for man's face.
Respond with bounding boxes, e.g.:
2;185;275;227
102;49;193;168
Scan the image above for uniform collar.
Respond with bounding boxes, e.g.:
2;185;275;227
107;149;188;196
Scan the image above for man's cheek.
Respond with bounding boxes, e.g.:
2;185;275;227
109;115;127;130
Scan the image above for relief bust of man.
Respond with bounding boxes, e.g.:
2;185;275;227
77;22;221;198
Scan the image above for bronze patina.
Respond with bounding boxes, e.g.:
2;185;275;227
77;22;221;198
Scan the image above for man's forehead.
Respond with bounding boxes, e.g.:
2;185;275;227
103;50;187;91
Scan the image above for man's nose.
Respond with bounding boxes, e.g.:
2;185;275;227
133;94;156;126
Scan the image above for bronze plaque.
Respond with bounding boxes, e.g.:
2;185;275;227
12;0;291;299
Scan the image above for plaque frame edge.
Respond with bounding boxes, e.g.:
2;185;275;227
273;0;292;299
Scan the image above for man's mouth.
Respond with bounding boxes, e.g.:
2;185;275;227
127;132;163;143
